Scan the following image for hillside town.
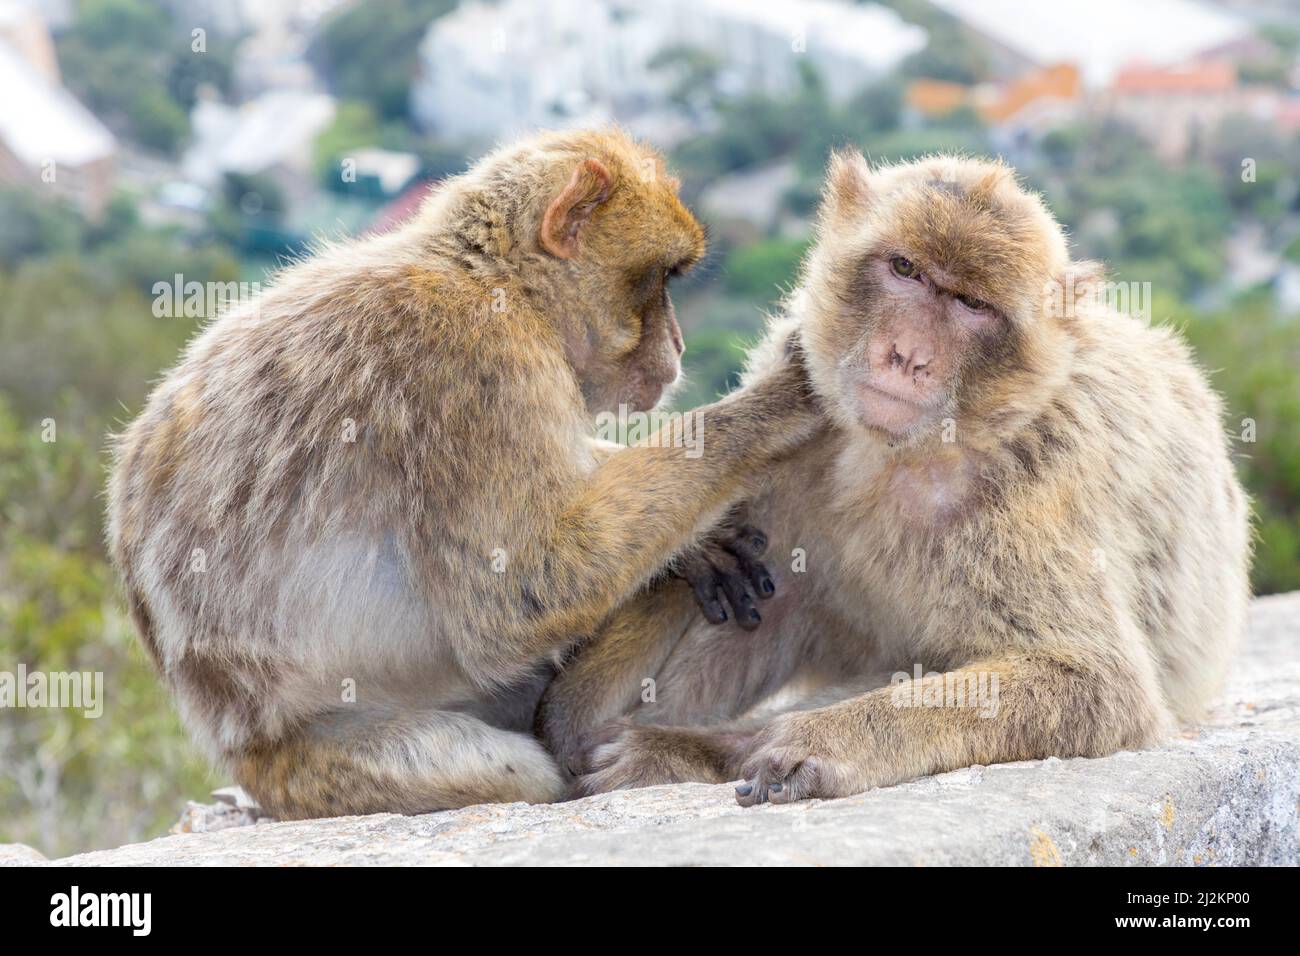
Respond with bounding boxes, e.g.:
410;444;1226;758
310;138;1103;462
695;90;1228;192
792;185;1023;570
3;0;1299;310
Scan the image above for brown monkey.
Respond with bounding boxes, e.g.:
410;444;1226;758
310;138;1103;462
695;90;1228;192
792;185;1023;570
106;128;819;819
539;151;1252;805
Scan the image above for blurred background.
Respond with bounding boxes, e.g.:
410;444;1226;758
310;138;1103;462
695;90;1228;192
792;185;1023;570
1;0;1298;856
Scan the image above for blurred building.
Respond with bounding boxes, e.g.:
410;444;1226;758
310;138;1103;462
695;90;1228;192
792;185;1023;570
929;0;1254;88
906;63;1084;141
1100;60;1270;163
0;2;115;216
182;88;335;205
412;0;926;141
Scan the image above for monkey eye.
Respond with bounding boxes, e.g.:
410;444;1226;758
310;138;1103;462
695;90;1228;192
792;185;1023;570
890;256;919;279
956;293;989;312
666;258;693;280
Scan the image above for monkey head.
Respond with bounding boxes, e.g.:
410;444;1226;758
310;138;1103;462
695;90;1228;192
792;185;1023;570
798;151;1075;446
445;128;706;416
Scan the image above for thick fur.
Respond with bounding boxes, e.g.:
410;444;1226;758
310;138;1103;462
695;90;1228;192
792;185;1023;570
106;128;819;819
539;152;1253;804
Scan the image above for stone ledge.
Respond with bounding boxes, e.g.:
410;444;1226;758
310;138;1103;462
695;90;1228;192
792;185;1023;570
11;593;1298;867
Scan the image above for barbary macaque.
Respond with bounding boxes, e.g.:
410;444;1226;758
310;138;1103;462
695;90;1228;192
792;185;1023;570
539;151;1252;805
107;129;820;819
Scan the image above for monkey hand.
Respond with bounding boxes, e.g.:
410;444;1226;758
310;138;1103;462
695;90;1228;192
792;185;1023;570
673;523;774;630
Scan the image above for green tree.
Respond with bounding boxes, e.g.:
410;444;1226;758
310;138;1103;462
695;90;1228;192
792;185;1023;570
1177;294;1300;595
0;203;240;854
56;0;237;154
311;0;457;121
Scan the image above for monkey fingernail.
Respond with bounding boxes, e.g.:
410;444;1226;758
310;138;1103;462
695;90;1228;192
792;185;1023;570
761;577;775;596
769;782;783;793
735;784;753;797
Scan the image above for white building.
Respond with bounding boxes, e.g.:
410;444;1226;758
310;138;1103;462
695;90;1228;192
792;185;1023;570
928;0;1253;89
412;0;926;141
182;89;335;206
0;7;115;216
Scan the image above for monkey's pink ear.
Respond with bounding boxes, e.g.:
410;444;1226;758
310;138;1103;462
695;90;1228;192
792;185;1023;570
822;149;872;224
541;159;614;259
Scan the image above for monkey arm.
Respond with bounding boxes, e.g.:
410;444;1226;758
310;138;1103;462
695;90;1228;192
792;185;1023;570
735;639;1170;806
587;442;774;629
503;362;820;663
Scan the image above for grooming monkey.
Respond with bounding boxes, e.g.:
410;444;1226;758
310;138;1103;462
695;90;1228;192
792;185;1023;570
540;150;1252;805
107;128;819;819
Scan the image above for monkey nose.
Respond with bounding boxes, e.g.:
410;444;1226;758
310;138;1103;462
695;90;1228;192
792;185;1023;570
888;343;932;377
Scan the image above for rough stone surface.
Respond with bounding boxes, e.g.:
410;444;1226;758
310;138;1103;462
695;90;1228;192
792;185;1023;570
14;593;1300;867
171;786;275;835
0;844;46;863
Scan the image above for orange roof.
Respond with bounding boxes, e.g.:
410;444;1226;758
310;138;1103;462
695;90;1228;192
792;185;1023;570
981;63;1081;124
905;79;970;117
1112;60;1236;95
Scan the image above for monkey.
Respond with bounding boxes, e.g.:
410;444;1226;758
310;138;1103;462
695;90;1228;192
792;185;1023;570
106;128;822;820
538;150;1253;806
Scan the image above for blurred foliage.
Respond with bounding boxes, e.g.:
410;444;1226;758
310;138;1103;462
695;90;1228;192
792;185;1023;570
311;100;430;187
56;0;236;154
724;238;810;299
1178;293;1300;596
311;0;457;121
0;191;232;855
878;0;993;84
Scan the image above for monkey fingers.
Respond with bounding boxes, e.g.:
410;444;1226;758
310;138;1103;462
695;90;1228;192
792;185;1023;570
723;524;774;596
735;747;825;807
674;527;772;630
735;712;846;806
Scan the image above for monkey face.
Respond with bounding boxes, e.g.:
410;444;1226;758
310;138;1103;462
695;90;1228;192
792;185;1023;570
801;152;1069;444
531;130;704;417
575;254;699;415
615;262;689;412
834;252;1011;439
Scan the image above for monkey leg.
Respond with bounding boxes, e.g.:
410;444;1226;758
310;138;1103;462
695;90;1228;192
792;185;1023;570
572;721;761;795
538;583;702;777
735;647;1170;807
541;572;816;792
233;707;565;820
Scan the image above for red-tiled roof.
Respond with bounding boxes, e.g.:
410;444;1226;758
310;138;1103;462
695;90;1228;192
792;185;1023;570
1112;60;1236;95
